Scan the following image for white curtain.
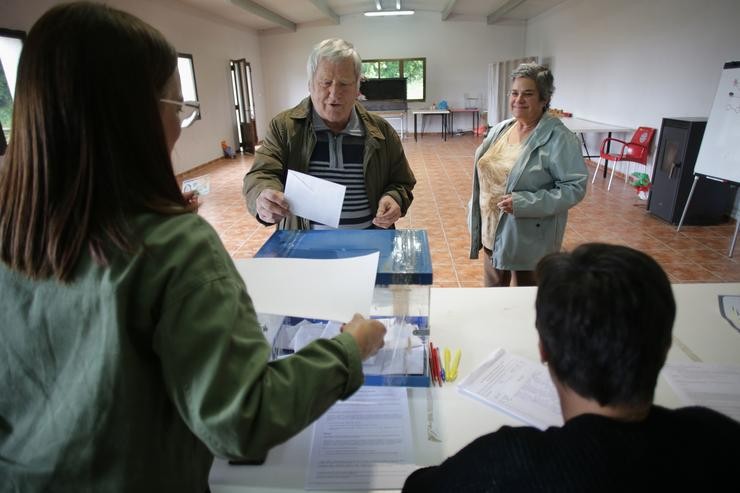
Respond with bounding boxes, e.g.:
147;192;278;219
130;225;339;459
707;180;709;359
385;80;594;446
487;56;539;125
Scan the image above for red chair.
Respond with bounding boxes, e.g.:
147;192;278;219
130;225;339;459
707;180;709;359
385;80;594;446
592;127;656;190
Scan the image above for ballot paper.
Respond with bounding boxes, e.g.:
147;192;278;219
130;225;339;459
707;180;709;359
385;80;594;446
274;317;426;375
363;318;426;375
457;348;563;430
234;253;378;323
181;175;210;196
284;170;345;228
662;362;740;422
305;387;418;490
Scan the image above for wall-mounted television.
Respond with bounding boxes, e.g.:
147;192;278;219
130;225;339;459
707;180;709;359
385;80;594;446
360;78;407;101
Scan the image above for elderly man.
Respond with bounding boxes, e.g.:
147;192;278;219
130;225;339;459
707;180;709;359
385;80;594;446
243;38;415;230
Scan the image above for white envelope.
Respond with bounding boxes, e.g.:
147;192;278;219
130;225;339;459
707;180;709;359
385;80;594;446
284;170;345;228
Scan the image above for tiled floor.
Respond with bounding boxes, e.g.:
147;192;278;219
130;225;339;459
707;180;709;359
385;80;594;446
178;134;740;287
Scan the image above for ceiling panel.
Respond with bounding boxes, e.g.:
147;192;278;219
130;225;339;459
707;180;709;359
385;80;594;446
173;0;566;32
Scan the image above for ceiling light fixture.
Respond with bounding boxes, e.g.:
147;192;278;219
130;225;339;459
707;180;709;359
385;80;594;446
363;10;414;16
364;0;414;17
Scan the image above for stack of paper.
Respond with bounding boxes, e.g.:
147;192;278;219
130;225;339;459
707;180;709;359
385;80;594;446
662;362;740;422
305;387;418;490
457;348;563;430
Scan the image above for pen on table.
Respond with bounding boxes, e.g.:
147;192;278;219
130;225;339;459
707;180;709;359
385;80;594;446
449;349;462;382
432;344;442;386
432;344;441;386
435;347;443;385
428;342;437;386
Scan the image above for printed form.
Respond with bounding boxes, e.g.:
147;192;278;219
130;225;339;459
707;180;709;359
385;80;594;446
662;362;740;422
305;386;418;490
457;348;563;430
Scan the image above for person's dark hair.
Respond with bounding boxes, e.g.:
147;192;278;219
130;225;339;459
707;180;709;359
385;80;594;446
0;2;185;282
535;243;675;407
511;62;554;111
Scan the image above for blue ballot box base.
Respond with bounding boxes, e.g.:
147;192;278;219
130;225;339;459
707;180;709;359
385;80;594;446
364;374;431;387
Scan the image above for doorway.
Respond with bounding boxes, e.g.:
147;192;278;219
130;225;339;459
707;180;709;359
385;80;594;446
230;59;257;153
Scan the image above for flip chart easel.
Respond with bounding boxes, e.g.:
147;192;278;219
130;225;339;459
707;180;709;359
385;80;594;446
677;61;740;257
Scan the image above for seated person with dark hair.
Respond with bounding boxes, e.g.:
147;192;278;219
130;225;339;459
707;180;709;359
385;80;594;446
403;243;740;492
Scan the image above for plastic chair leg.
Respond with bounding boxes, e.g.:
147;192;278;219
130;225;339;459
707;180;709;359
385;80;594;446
592;158;603;184
608;161;617;191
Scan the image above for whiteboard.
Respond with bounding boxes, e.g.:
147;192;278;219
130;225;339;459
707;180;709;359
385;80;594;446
694;61;740;183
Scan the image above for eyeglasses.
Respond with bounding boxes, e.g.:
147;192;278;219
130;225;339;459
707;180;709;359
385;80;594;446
160;99;200;128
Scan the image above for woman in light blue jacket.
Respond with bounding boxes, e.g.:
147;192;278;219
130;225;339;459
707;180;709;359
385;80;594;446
468;63;587;286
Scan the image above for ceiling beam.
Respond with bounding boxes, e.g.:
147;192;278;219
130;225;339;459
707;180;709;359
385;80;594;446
308;0;339;24
229;0;296;31
487;0;527;24
441;0;457;21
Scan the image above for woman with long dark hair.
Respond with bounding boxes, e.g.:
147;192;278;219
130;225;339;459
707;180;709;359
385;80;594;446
0;3;385;490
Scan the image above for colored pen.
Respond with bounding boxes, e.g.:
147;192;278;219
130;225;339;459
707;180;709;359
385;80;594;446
428;342;438;386
435;347;443;385
449;349;462;382
433;344;441;386
443;348;451;376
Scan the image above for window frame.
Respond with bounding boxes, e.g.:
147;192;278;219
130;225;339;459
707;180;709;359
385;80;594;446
361;57;426;102
0;28;26;156
177;53;200;122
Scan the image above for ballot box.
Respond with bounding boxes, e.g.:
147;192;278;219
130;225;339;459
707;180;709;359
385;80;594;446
254;229;432;387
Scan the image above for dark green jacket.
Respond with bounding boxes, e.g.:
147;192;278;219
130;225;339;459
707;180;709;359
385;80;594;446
0;212;363;492
243;97;416;229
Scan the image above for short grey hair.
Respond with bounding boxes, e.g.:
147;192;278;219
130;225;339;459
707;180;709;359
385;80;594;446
307;38;362;89
511;62;555;110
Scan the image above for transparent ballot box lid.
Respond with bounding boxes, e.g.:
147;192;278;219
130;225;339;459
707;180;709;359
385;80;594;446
255;229;432;387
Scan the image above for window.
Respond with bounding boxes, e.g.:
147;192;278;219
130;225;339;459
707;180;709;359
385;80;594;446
0;28;25;154
177;53;200;121
362;58;426;101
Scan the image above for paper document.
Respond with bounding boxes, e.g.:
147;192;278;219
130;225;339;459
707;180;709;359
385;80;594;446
181;175;210;196
234;253;378;323
718;295;740;332
306;387;418;490
363;319;426;375
457;348;563;430
285;170;345;228
269;316;425;375
662;362;740;422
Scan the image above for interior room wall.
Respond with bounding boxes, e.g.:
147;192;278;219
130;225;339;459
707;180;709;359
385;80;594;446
0;0;264;174
258;11;526;134
525;0;740;199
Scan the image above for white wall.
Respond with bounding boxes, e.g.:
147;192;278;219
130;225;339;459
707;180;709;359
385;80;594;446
258;11;526;133
526;0;740;183
0;0;265;174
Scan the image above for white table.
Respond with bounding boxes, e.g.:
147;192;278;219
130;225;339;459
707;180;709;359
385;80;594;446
560;117;632;178
210;284;740;493
413;110;451;142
